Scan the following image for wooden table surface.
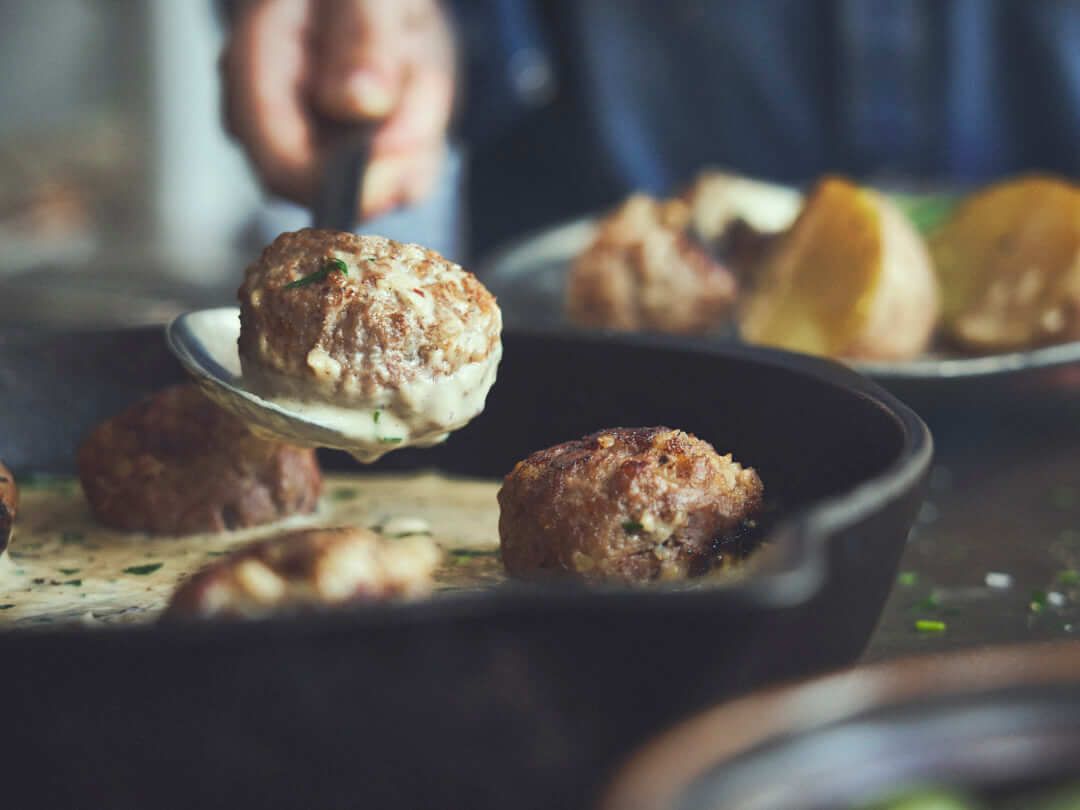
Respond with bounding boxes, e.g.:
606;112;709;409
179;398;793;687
863;378;1080;662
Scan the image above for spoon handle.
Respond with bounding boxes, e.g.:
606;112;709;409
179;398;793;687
312;120;376;232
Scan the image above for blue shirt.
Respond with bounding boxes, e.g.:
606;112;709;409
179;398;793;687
455;0;1080;254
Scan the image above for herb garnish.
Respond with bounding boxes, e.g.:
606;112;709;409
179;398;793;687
622;520;644;534
58;568;80;575
124;563;163;576
63;579;82;587
0;604;14;610
1030;589;1048;613
373;410;381;424
331;488;359;502
911;593;941;613
378;437;403;444
897;571;918;587
915;619;946;633
206;551;228;557
449;549;497;558
1058;569;1080;587
285;257;348;289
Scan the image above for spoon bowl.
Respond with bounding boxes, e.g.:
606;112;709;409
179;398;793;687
166;306;358;449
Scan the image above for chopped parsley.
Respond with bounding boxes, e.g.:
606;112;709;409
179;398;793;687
1030;589;1048;613
205;551;228;557
123;563;163;576
63;579;82;586
1058;569;1080;587
897;571;919;587
373;410;381;424
911;593;941;613
915;619;946;633
449;549;497;558
331;488;359;502
58;568;80;575
622;520;644;534
0;604;14;610
378;437;403;444
284;257;348;289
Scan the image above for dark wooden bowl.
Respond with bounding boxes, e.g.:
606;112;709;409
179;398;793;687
604;642;1080;810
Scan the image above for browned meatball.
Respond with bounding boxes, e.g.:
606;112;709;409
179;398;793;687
0;459;16;555
566;195;737;334
78;384;322;535
239;229;501;400
498;427;764;584
164;526;441;619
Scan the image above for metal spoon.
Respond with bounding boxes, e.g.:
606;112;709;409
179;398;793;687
166;131;373;449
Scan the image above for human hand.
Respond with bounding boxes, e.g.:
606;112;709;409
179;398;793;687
223;0;455;220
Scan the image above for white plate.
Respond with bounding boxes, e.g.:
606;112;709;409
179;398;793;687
479;216;1080;384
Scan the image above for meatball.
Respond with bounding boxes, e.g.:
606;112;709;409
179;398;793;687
164;526;441;619
78;384;322;535
238;229;502;460
498;427;764;584
566;195;737;335
0;459;16;556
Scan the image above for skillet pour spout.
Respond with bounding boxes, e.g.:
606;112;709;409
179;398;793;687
0;326;931;810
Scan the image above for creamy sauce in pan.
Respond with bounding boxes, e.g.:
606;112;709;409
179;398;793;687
0;473;504;628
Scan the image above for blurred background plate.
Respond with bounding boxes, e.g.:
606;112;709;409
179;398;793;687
478;215;1080;393
603;642;1080;810
0;260;235;329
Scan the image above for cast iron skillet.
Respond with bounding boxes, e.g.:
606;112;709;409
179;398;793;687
0;327;931;810
603;642;1080;810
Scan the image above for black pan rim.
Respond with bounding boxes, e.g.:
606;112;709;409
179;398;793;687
0;323;932;639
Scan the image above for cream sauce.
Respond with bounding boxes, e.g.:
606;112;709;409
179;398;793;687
0;473;504;628
264;343;503;462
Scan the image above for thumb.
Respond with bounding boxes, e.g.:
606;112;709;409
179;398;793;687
311;0;400;120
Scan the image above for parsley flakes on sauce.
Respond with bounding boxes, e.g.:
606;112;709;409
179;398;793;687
124;563;163;576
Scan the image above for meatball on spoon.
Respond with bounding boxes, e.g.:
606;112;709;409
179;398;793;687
169;230;502;462
169;135;502;462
